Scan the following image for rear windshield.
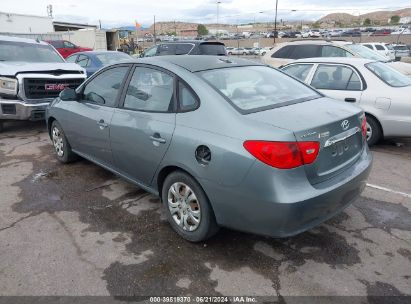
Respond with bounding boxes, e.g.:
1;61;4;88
366;62;411;87
96;52;132;64
0;41;64;63
345;44;389;61
199;43;226;55
394;45;408;51
198;66;321;113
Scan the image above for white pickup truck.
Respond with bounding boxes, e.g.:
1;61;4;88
0;35;86;132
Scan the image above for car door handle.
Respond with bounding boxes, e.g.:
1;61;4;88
150;133;166;144
344;98;356;103
97;119;108;129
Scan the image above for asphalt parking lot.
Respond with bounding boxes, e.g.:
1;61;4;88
0;120;410;301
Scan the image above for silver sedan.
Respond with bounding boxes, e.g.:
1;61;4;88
281;57;411;145
46;56;372;242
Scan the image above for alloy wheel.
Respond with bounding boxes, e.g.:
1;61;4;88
52;126;64;157
366;122;373;142
167;182;201;231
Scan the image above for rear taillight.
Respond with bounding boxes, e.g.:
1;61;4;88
243;141;320;169
361;116;367;139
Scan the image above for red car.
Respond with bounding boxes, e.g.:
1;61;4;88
46;40;93;58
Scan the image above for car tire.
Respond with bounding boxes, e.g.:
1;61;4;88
365;115;382;146
51;120;77;163
228;52;232;55
262;52;266;56
162;171;219;242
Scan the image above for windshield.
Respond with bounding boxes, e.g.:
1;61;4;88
0;41;64;63
198;66;321;113
96;52;132;65
366;62;411;87
346;44;390;61
394;45;408;51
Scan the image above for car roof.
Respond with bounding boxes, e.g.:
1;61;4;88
138;55;263;72
0;35;49;46
286;57;375;66
274;39;350;46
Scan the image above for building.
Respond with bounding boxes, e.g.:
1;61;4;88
53;21;98;32
0;11;53;33
179;29;198;37
399;16;411;24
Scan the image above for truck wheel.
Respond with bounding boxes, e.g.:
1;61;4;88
162;171;219;242
365;115;382;146
51;120;77;163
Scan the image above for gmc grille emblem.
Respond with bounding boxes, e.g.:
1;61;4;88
44;83;69;91
341;120;350;131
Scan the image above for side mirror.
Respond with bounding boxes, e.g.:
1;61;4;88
59;88;77;101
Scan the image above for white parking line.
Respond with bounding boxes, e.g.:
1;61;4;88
366;183;411;198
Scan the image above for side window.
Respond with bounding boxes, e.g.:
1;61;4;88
66;55;77;63
289;45;320;59
271;45;294;58
321;46;353;57
123;67;174;112
281;64;313;81
176;44;193;55
363;44;373;50
311;65;362;91
63;41;76;48
50;40;64;48
157;44;177;55
178;81;199;111
143;45;158;57
76;54;90;67
375;44;385;51
83;66;129;106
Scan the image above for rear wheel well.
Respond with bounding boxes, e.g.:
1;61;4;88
47;117;56;138
157;166;188;199
365;113;383;136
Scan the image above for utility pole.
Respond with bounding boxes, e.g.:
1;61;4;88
153;15;156;45
46;4;53;18
273;0;278;44
216;1;221;40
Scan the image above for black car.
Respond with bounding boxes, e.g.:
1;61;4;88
341;30;361;37
141;41;226;57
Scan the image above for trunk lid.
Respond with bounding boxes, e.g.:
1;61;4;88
246;97;365;184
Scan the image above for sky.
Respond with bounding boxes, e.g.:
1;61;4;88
1;0;410;28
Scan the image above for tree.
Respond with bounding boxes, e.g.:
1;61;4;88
363;18;371;26
311;22;321;29
390;15;400;24
197;24;209;36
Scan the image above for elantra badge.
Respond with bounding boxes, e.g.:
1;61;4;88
341;120;350;131
45;83;69;91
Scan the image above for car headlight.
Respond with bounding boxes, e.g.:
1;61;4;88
0;77;18;96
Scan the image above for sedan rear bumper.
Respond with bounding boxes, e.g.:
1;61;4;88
201;146;372;238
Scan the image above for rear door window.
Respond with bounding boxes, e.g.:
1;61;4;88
375;44;385;51
321;46;353;57
288;45;321;59
175;44;193;55
76;54;90;67
49;40;64;48
311;64;362;91
178;81;199;111
157;44;177;55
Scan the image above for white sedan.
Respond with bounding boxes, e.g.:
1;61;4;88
280;57;411;145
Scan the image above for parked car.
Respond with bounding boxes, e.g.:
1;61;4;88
46;55;372;241
227;47;247;55
341;30;361;37
244;47;254;55
0;36;86;132
281;57;411;145
302;30;321;38
361;43;395;61
391;44;411;60
141;41;226;57
261;40;411;77
253;47;270;56
46;40;93;58
391;28;411;35
371;29;392;36
66;51;133;77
